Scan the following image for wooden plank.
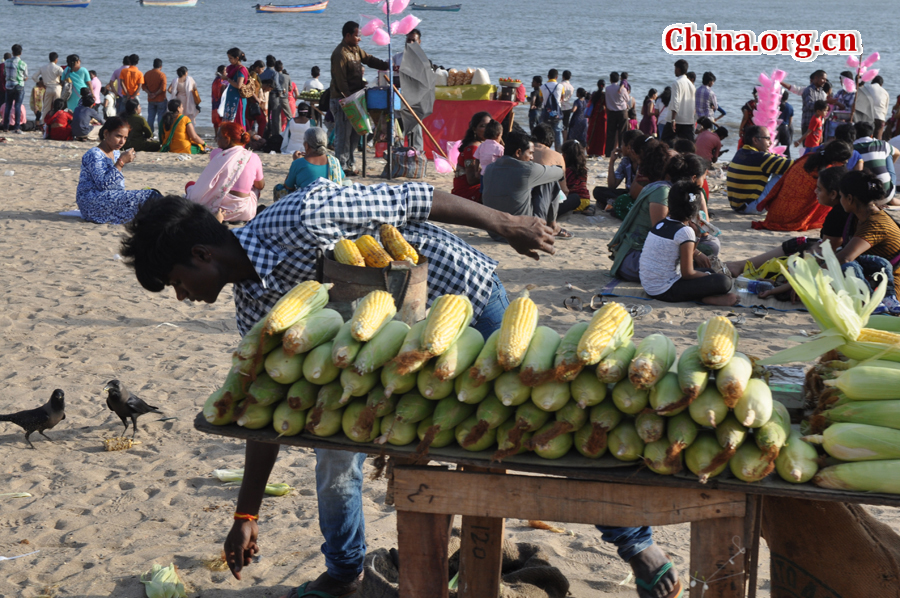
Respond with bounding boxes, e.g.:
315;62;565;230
392;467;745;527
745;496;762;598
458;465;505;598
690;516;746;598
397;510;451;598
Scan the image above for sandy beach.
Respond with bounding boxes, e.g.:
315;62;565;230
0;131;897;598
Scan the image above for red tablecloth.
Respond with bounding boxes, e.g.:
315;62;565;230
422;100;517;160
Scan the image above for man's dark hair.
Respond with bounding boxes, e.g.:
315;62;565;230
873;75;884;86
686;71;696;83
130;54;139;65
743;125;765;146
125;98;140;115
11;44;22;56
813;99;828;112
532;75;542;86
810;69;826;81
504;130;532;157
840;70;854;80
547;68;558;80
609;71;619;83
834;123;856;144
122;55;130;65
311;66;320;77
274;60;283;72
342;21;359;36
673;138;696;154
715;126;729;140
153;58;163;69
674;59;689;74
562;70;571;80
622;129;642;150
531;123;555;148
702;71;716;85
266;55;276;68
121;195;234;293
854;121;875;139
49;52;58;62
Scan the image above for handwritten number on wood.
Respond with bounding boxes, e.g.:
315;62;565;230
470;525;490;560
406;483;434;504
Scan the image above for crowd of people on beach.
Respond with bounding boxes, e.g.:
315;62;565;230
6;31;900;598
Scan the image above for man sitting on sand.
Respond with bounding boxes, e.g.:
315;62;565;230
726;125;792;213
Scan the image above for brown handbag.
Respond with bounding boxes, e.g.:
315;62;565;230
239;77;259;99
192;87;202;105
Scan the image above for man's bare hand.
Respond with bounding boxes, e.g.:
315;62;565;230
500;216;556;260
224;520;260;580
693;251;711;270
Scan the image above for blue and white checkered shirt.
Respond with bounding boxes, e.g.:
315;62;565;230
695;85;717;119
231;179;498;336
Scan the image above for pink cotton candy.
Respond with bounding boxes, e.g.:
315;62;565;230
392;14;421;35
771;70;787;83
842;76;857;93
446;140;461;166
758;73;771;86
752;114;768;127
360;16;384;36
771;145;786;155
862;52;880;68
847;56;860;68
372;27;391;45
861;69;878;82
434;155;453;174
382;0;410;15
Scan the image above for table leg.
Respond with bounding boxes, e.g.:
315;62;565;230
459;515;505;598
689;516;746;598
397;510;451;598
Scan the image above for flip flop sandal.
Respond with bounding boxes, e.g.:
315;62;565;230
589;294;606;312
752;305;769;318
292;581;356;598
564;296;584;312
726;312;747;326
635;562;684;598
556;228;574;239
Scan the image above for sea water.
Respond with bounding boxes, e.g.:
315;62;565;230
0;0;896;151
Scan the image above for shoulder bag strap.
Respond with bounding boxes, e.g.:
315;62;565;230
160;115;184;152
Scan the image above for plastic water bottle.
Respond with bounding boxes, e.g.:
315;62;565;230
736;276;774;296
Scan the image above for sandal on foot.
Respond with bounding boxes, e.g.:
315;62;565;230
635;562;684;598
292;581;357;598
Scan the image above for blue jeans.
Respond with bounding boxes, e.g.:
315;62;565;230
842;254;897;298
3;85;25;131
147;101;167;137
548;118;564;149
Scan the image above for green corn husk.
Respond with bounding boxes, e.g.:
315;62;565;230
234;352;266;380
496;419;533;456
418;395;477;453
715;414;748;451
380;416;419;446
733;378;773;428
649;372;688;416
665;411;699;468
611;378;650;415
248;372;290;407
434;327;485;381
461;395;513;447
282;308;343;356
272;400;307;437
584;401;623;456
635;411;666;443
608;420;645;462
381;360;418;398
332;321;364;370
339;367;380;404
595;340;637;385
214;469;294;496
527;400;587;449
825;365;900;400
343;399;381;443
351;385;397;439
305;381;344;430
492;402;552;461
392;391;435;424
715;352;753;408
264;346;305;385
553;321;589;382
755;401;790;461
286;379;320;411
574;422;607;458
236;318;284;360
803;422;900;461
455;369;493;404
519;326;562;387
141;563;187;598
235;401;276;429
686;432;729;483
303;341;340;385
867;314;900;333
456;415;498;452
775;430;819;483
417;361;455;399
305;406;342;437
353;320;410;375
571;369;608;409
494;370;532;407
204;368;245;425
392;320;430;375
469;329;504;385
676;345;709;401
417;416;455;449
688;386;729;428
628;333;676;390
729;442;775;482
813;460;900;493
817;399;900;430
644;440;681;475
531;423;574;460
531;380;571;412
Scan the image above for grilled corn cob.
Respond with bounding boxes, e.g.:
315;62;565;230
380;224;419;264
355;235;393;268
334;238;365;267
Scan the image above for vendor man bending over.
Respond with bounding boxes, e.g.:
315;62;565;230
121;181;680;598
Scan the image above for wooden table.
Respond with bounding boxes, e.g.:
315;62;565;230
194;414;900;598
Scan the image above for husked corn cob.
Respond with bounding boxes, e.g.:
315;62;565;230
628;333;676;390
334;238;365;267
554;322;589;382
421;295;473;356
264;280;331;336
380;224;419;264
350;290;397;342
355;235;393;268
697;316;738;370
577;302;633;366
497;291;539;371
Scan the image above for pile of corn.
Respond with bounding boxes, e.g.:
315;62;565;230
334;224;419;268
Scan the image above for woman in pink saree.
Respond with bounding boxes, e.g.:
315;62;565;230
185;122;264;223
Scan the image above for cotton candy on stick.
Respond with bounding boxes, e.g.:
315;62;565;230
360;16;384;36
391;14;421;35
752;69;786;147
382;0;410;14
372;27;391;46
860;69;879;83
434;156;453;173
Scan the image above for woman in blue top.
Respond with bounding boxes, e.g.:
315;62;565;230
282;127;344;192
61;54;92;112
76;117;160;224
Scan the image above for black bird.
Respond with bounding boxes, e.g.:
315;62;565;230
103;380;162;439
0;389;66;449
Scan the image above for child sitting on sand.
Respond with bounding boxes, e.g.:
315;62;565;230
473;120;504;181
639;180;737;305
561;139;590;212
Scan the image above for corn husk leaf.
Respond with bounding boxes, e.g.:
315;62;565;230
141;563;187;598
213;469;293;496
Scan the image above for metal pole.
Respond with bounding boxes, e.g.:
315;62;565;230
386;4;393;180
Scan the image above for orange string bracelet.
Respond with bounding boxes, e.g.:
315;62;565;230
234;512;259;521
